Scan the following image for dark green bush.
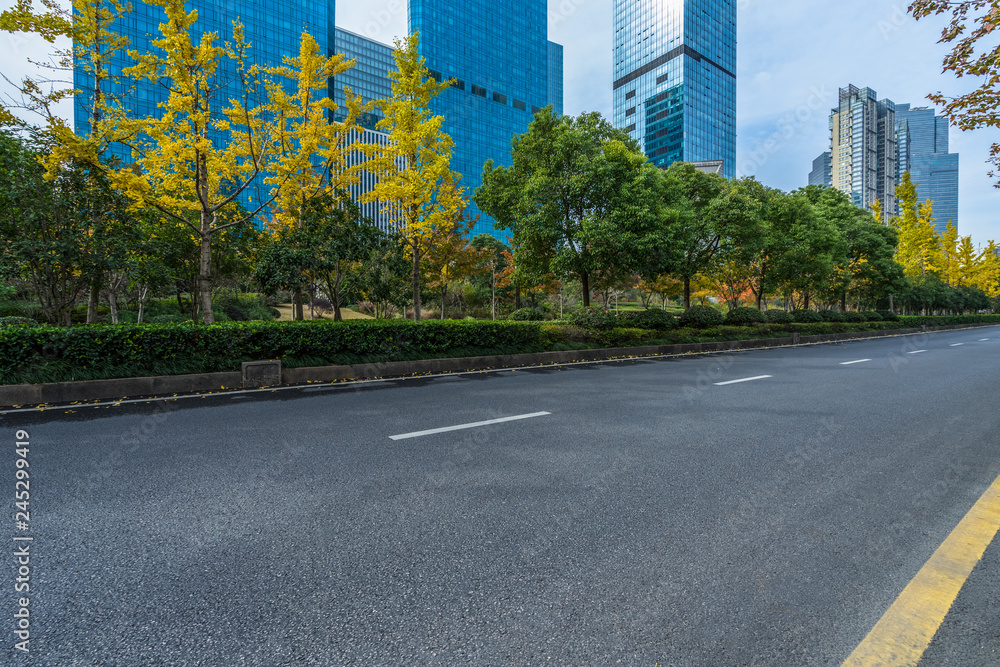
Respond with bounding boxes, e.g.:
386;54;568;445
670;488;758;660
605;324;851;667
0;317;37;328
861;311;883;322
842;311;866;323
540;324;593;345
818;310;845;322
791;309;823;323
148;314;192;324
596;327;657;347
899;314;1000;327
764;309;793;324
618;308;677;330
509;307;547;322
724;307;766;326
0;320;546;385
679;305;724;329
877;310;901;322
568;306;618;330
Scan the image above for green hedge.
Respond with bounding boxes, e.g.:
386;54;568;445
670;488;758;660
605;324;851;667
0;320;545;385
898;314;1000;327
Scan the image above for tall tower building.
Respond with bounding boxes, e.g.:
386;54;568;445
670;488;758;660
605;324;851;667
612;0;737;178
410;0;564;238
809;152;832;188
829;85;897;223
895;104;959;232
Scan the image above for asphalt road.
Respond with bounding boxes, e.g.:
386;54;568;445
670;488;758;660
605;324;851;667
3;326;999;665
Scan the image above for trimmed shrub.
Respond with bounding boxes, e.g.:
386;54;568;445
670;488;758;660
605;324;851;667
596;327;657;347
568;306;618;330
540;324;593;345
861;311;883;322
148;314;192;324
0;320;547;385
899;314;1000;327
724;307;766;326
791;309;823;323
509;307;546;322
618;308;677;330
678;305;724;329
818;309;845;322
878;310;901;322
764;309;793;324
0;317;37;328
842;311;866;323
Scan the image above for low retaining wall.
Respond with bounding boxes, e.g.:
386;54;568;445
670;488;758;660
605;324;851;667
0;323;994;408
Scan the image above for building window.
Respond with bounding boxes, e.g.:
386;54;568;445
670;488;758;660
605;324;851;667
626;123;636;132
625;90;635;100
451;78;465;91
513;99;526;111
531;105;541;114
472;84;487;97
493;92;507;104
428;69;442;82
625;107;636;117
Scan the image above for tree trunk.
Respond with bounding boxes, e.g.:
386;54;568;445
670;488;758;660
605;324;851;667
581;272;591;307
293;289;304;321
412;250;421;321
889;294;895;313
841;291;847;313
176;287;185;316
515;286;521;310
803;291;810;310
441;287;447;320
137;286;148;324
109;291;118;324
86;279;102;324
683;277;691;310
199;224;215;325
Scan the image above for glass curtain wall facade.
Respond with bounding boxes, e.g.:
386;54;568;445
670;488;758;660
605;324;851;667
809;152;832;187
75;0;332;164
895;103;959;233
830;85;896;223
409;0;564;238
333;27;396;130
612;0;736;178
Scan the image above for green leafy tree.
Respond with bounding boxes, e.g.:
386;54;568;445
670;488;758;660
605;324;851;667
477;109;659;307
910;1;1000;184
255;195;382;322
658;164;763;308
0;130;128;325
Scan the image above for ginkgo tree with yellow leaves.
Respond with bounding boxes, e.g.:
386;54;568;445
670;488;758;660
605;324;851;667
361;32;466;321
892;172;943;278
102;0;359;324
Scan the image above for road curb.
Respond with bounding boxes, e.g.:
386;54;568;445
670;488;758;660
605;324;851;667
0;322;996;408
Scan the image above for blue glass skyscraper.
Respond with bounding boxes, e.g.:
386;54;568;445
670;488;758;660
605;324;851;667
895;104;959;233
409;0;564;237
613;0;736;178
75;0;333;166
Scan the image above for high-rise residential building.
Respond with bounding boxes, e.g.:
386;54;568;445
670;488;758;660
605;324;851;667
895;104;959;232
809;152;832;188
410;0;564;238
612;0;737;178
830;85;897;223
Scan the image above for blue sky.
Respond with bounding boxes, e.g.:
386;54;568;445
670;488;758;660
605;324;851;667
4;0;998;244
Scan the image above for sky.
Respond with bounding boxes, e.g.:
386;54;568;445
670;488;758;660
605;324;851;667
3;0;999;245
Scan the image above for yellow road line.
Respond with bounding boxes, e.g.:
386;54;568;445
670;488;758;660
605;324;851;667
843;473;1000;666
